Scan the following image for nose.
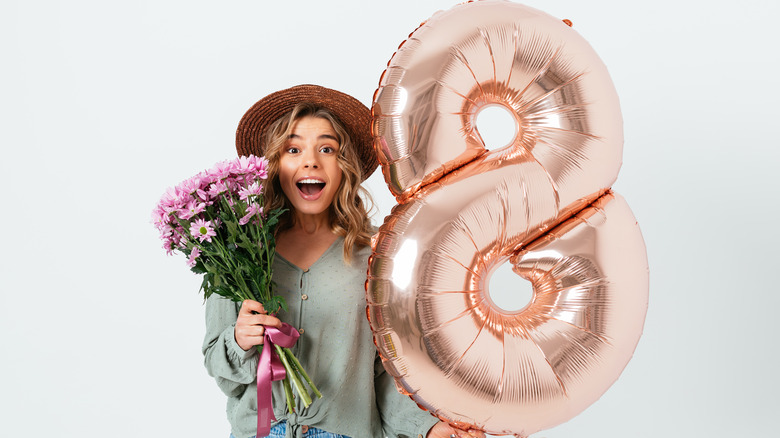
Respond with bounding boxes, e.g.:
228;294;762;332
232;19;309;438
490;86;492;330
302;147;319;169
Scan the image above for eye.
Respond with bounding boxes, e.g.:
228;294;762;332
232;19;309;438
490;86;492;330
320;145;337;154
286;146;300;154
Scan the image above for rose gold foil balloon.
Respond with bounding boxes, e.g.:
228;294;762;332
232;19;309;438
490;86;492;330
366;1;648;437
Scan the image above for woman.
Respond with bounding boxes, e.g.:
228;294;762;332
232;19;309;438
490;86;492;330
203;85;484;438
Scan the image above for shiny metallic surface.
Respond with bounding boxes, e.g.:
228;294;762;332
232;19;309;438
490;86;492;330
368;191;647;436
367;1;648;436
373;1;623;204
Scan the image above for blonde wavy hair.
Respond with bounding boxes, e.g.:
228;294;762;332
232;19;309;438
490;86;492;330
262;103;374;262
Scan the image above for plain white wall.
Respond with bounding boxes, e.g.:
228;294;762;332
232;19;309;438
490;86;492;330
1;0;777;437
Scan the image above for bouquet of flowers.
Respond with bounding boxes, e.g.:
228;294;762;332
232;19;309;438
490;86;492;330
152;155;321;421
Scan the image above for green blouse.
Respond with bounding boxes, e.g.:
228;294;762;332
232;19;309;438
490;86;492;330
202;236;439;438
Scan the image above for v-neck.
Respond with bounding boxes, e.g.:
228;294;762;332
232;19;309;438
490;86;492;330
274;235;343;272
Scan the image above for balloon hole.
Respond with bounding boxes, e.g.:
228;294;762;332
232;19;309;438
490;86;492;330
475;104;518;151
487;262;534;313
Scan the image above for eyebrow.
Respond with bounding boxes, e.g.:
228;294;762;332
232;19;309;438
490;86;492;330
288;133;339;142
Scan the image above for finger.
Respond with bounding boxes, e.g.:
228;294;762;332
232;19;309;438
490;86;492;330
260;314;283;329
239;300;266;315
240;299;266;314
236;333;265;348
240;313;270;326
235;324;265;338
241;333;265;343
235;334;264;349
241;314;281;328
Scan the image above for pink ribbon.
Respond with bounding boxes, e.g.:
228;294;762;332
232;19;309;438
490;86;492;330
256;323;300;437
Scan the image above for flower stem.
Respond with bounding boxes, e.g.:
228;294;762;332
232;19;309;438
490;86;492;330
282;347;322;399
281;375;295;414
274;344;312;407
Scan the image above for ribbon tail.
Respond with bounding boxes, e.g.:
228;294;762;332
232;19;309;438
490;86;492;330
256;339;276;437
256;324;302;437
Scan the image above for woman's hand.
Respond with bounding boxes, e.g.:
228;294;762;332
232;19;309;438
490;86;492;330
234;300;282;351
426;421;485;438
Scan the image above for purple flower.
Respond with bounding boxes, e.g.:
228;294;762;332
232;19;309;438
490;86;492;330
253;155;269;180
159;187;186;217
233;156;254;175
187;247;201;267
207;160;233;180
196;189;210;201
162;239;176;256
239;203;263;225
208;181;228;197
151;206;168;230
179;200;206;220
238;182;262;201
153;155;274;260
157;223;174;238
179;175;202;196
190;218;216;243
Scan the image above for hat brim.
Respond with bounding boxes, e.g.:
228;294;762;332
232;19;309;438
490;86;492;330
235;84;377;181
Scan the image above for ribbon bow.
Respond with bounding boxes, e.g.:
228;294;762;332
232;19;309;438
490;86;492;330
256;323;300;437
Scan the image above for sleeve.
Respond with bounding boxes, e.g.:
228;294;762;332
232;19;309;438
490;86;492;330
375;354;440;438
202;294;259;397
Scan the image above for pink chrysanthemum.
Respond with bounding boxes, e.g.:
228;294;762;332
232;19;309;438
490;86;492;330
208;181;228;197
207;160;233;181
187;247;201;267
233;156;255;175
239;203;263;225
157;223;174;239
196;188;210;202
190;218;216;243
151;206;167;230
253;156;269;180
238;182;263;201
229;155;268;179
162;239;176;256
179;175;202;196
160;188;186;218
179;200;206;220
170;231;185;248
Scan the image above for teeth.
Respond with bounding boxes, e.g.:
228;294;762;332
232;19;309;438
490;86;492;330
298;179;324;184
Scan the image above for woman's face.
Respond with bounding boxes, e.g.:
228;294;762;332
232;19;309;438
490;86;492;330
278;115;343;221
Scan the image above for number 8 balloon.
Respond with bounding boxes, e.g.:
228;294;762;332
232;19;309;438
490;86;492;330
366;1;649;437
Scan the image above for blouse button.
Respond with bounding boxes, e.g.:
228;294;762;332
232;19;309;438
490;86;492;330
299;328;305;334
301;425;309;433
301;294;309;300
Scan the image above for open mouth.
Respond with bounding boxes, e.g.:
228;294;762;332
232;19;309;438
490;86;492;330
296;178;326;198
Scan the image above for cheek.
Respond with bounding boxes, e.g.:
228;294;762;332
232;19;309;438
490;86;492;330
277;163;297;197
279;179;295;201
330;164;344;192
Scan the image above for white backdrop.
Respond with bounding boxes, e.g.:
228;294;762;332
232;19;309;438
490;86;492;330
2;1;778;437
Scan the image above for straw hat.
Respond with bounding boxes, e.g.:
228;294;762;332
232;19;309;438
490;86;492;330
235;84;377;180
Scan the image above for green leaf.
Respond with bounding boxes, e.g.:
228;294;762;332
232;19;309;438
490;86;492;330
262;295;287;314
211;286;234;299
190;261;207;274
224;219;239;241
201;275;211;298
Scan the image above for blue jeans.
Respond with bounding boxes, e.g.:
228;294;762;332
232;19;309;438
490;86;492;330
231;421;351;438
